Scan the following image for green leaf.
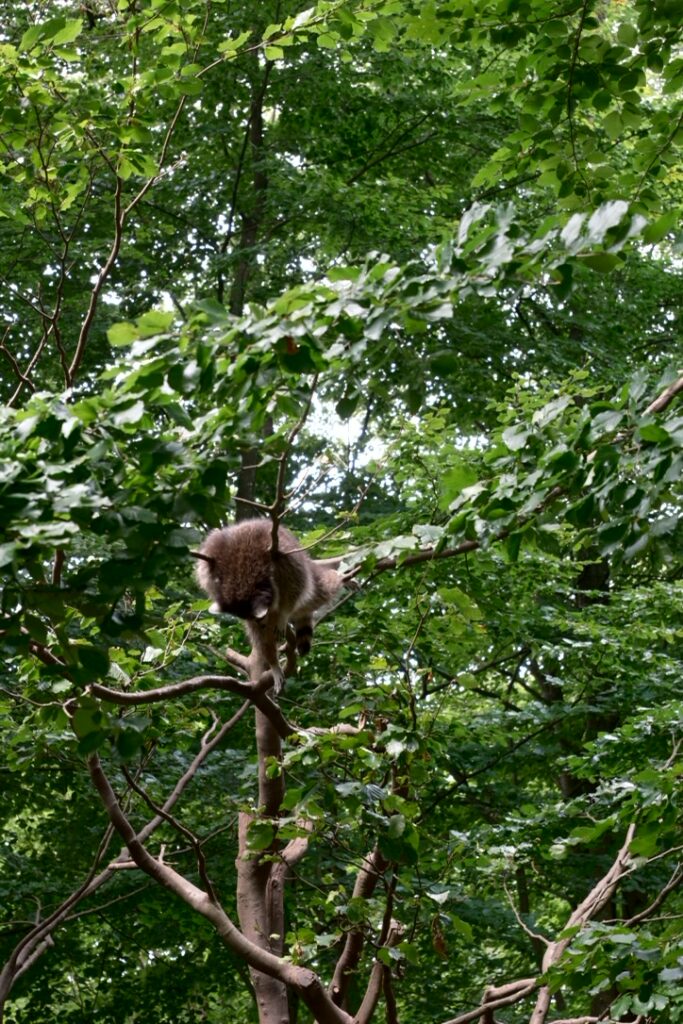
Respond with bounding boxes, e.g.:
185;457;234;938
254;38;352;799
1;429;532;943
108;322;140;347
247;820;276;852
441;464;478;506
0;542;17;568
642;209;679;244
438;587;482;620
502;425;529;451
19;25;43;51
660;968;683;983
51;18;83;45
194;298;229;323
602;112;622;140
399;941;420;965
137;310;175;337
72;705;106;739
578;252;622;273
637;424;669;443
177;79;203;96
450;916;473;941
77;645;111;677
112;400;145;426
217;30;252;53
566;494;596;527
616;23;638;47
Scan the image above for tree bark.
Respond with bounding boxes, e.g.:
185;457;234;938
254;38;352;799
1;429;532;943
235;625;290;1021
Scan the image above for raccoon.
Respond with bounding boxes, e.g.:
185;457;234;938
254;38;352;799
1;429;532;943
194;519;342;692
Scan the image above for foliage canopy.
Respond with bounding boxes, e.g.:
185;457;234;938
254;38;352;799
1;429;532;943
0;1;681;1023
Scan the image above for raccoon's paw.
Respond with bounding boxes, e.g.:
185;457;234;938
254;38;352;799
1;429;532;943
270;663;286;696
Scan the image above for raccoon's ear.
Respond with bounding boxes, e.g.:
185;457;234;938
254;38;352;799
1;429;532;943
191;551;215;569
252;595;272;619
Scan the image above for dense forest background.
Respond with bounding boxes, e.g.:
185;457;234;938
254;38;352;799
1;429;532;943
0;1;681;1022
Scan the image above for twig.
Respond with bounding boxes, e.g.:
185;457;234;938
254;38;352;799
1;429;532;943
566;0;592;195
0;820;115;1002
0;325;36;393
502;877;550;946
121;765;218;903
68;175;124;380
622;865;683;926
8;332;49;407
270;374;320;556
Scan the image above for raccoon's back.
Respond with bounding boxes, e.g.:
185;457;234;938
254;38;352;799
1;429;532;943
198;520;308;607
198;521;275;604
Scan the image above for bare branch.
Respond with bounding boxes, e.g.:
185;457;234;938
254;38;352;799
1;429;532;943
355;962;385;1024
503;877;550;947
216;645;251;675
123;97;187;217
529;823;637;1024
0;324;36;393
90;673;253;704
625;865;683;926
355;915;403;1024
546;1017;601;1024
89;675;296;739
441;979;537;1024
0;706;248;1005
88;753;358;1023
645;373;683;414
349;538;483;582
0;821;115;1004
330;847;388;1006
383;964;399;1024
270;373;320;556
441;827;638;1024
280;819;314;870
121;765;219;903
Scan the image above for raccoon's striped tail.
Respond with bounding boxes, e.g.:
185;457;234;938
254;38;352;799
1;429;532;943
295;621;313;656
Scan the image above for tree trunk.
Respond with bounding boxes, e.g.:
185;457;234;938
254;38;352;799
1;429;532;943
223;52;291;1022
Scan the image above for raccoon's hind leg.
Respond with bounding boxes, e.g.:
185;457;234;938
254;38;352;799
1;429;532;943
246;619;285;694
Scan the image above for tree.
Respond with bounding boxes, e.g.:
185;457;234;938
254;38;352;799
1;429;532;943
1;1;682;1023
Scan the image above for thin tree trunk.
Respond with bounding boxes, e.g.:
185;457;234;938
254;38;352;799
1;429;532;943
234;572;289;1021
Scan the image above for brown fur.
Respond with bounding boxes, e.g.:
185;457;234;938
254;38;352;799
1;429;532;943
195;519;342;691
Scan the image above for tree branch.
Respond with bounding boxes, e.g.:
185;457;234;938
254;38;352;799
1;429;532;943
441;825;638;1024
0;706;248;1007
645;373;683;415
330;847;388;1006
86;751;356;1023
89;673;296;739
529;823;637;1024
441;979;537;1024
121;765;219;903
